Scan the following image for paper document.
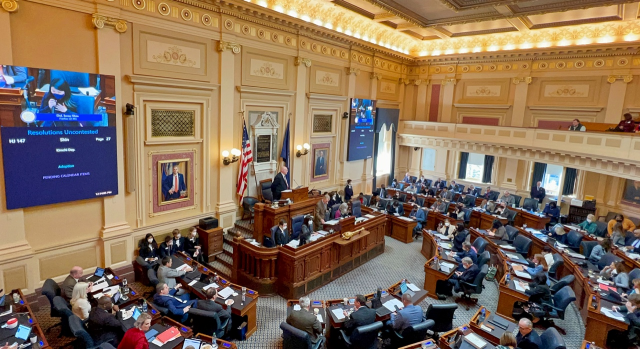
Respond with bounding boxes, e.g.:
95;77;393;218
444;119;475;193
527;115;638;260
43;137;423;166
556;242;568;248
627;253;640;260
506;253;520;260
514;270;532;280
187;280;198;286
398;216;413;221
325;219;339;225
514;282;530;292
0;306;12;317
317;314;323;323
106;274;114;280
92;292;104;299
597;278;613;285
310;235;321;242
439;242;452;250
406;283;420;292
601;307;626;321
441;262;456;269
365;214;376;219
393;213;400;216
281;189;292;193
464;333;488;349
218;287;235;299
441;265;451;273
316;230;329;236
501;245;516;250
293;305;301;311
286;240;300;248
567;252;586;259
175;264;189;272
383;298;404;312
356;217;367;223
203;283;218;290
331;308;345;320
480;324;492;332
435;234;450;240
544;254;555;267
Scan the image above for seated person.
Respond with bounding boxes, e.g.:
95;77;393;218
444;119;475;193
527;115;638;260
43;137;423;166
274;219;290;246
196;288;231;334
171;229;186;253
435;257;479;299
286;296;322;344
623;278;640;299
153;283;197;324
357;193;365;204
405;182;417;193
341;294;377;336
329;191;343;207
406;194;417;204
479;199;495;213
430;199;447;213
500;191;516;207
609;214;636;236
158;256;193;296
497;333;517;349
71;282;92;320
448;241;477;267
450;202;466;221
568;118;586;132
493;202;508;216
525;254;547;277
611;222;627;247
387;201;404;216
600;261;629;289
487;219;508;242
417;175;426;185
516;318;542;349
547;224;567;244
625;228;640;252
335;203;349;219
409;204;426;239
452;223;469;252
589;238;612;263
458;192;474;207
299;216;313;246
439;187;454;201
608;293;640;349
516;273;552;323
465;184;476;195
159;236;176;259
391;179;399;188
437;219;457;237
0;65;27;88
425;186;437;197
185;227;204;263
482;186;494;200
387;293;423;332
433;178;445;189
88;296;123;346
62;266;87;301
542;202;560;229
138;236;159;269
118;313;152;349
448;180;458;192
402;172;411;183
578;214;598;235
378;184;388;199
610;113;636;132
369;194;380;208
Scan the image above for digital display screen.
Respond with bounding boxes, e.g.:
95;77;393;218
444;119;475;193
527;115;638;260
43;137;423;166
0;65;117;209
347;98;376;161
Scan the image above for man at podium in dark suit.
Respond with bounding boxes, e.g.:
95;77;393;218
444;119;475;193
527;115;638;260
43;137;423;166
162;165;186;201
271;165;289;200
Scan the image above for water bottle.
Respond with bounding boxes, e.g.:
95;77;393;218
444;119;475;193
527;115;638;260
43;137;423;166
211;332;219;349
479;308;486;323
242;286;246;306
505;273;510;283
142;299;148;313
214;272;219;283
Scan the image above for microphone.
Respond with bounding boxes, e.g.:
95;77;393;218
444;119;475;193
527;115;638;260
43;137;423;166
293;178;301;189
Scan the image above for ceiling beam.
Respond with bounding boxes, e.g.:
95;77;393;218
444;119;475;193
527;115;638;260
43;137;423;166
372;13;398;22
425;27;452;40
396;23;422;31
506;16;532;31
623;2;640;20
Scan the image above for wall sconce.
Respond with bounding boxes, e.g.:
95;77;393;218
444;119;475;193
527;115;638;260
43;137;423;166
222;148;241;165
296;143;310;157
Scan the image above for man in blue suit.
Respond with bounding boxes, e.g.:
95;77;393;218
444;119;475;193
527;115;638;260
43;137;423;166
388;293;424;332
409;204;426;240
162;165;187;201
0;65;27;88
153;283;197;324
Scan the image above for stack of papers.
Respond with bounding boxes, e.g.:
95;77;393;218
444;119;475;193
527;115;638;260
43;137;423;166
203;283;218;290
398;216;413;221
331;308;345;320
627;253;640;260
435;234;450;240
286;240;300;248
310;234;321;242
501;245;516;251
393;213;400;216
439;242;452;249
365;214;376;219
506;253;520;260
406;283;420;292
567;252;586;259
514;270;532;279
601;307;626;321
325;219;339;225
383;298;404;312
293;305;301;311
218;287;234;299
249;241;261;247
514;282;530;292
597;278;613;285
175;264;190;272
316;230;329;236
355;217;367;223
464;333;488;349
188;280;198;286
556;242;568;248
152;327;181;346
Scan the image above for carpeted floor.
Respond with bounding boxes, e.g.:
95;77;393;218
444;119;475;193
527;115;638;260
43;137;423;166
36;236;585;348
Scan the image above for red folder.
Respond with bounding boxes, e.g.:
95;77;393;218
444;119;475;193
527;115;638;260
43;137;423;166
156;327;180;344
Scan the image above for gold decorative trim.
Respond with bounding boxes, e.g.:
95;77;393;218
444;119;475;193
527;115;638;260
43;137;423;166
158;2;170;16
345;67;361;76
92;13;128;33
413;79;424;86
442;78;457;86
217;41;241;54
399;78;410;85
294;57;312;67
370;72;382;80
607;75;633;84
1;0;18;12
512;77;533;85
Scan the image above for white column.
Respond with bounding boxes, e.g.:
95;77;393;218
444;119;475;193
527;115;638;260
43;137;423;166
511;77;531;127
292;58;309;187
414;81;427;121
440;79;456;123
604;77;631;123
557;168;566;207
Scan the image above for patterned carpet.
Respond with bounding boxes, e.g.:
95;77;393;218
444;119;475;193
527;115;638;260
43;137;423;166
36;236;585;348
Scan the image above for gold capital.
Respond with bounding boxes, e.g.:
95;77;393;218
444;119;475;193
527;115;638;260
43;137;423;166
294;57;311;67
92;14;128;33
512;77;532;85
345;67;360;76
217;41;241;54
607;75;633;84
370;72;382;80
441;78;457;86
1;0;19;12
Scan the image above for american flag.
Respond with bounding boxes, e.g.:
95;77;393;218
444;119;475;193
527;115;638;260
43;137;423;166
236;118;253;202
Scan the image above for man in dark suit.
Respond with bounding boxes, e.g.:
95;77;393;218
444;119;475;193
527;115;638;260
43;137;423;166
286;296;323;343
342;295;376;336
344;179;354;201
409;204;426;239
0;65;27;88
153;283;197;324
379;184;387;199
62;266;86;301
448;180;458;192
483;186;494;200
314;195;329;230
437;257;479;298
162;165;187;201
274;219;290;246
172;229;186;253
387;201;405;216
449;242;477;271
516;318;542;349
88;296;123;346
625;229;640;253
315;151;326;176
196;288;231;334
530;181;546;203
271;165;289;200
185;228;204;263
159;236;176;259
402;172;411;183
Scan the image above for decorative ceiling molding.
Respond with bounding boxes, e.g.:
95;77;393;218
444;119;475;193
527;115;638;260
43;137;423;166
345;67;361;76
512;77;532;85
92;13;128;33
1;0;18;12
294;57;312;67
607;75;633;83
217;41;241;54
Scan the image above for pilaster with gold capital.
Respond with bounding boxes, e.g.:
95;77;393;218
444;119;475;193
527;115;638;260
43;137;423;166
92;13;128;33
218;41;241;54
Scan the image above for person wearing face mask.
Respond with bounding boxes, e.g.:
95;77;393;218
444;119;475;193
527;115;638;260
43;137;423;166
608;293;640;348
335;203;350;219
88;296;123;346
437;219;457;237
542;202;560;229
299;216;313;246
185;228;204;263
159;236;176;259
172;229;186;253
609;214;636;236
38;78;79;126
344;179;354;201
139;233;159;266
328;191;343;207
274;219;290;246
488;219;508;242
387;200;404;216
578;213;598;235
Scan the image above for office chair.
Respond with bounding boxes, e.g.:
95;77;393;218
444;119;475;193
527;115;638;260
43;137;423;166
352;201;362;218
339;321;383;349
513;235;532;258
565;230;583;252
594;221;608;237
425;179;433;188
424;303;458;340
504;209;518;226
523;198;539;212
550;275;575;295
472;238;488;254
331;204;341;219
42;279;63;333
625;231;636;246
69;314;116;349
547;253;564;282
190;308;230;339
629;268;640;281
473;187;482;196
262;226;276;248
488;191;500;201
280;322;324;349
291;215;304;240
363;195;371;207
399;183;405;191
540;327;567;349
462;208;472;226
260;179;273;203
456;184;465;193
477;251;491;268
399;193;407;202
538;286;576;335
150;300;185;323
390;319;435;348
597;253;621;271
464;195;476;208
241;196;259;223
416;197;425;207
580;240;599;259
456;264;489;310
511;194;522;207
52;296;74;337
505;225;519;244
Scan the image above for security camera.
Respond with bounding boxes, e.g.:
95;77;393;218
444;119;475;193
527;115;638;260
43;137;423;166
342;112;349;119
125;103;135;116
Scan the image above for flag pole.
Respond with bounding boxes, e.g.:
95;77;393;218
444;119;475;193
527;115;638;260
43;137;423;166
245;111;259;198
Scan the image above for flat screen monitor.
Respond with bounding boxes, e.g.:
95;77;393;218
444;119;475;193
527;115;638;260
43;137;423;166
0;65;118;210
15;325;32;341
347;98;376;161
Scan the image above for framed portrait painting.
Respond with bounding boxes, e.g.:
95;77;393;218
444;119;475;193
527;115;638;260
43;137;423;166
310;143;330;182
622;179;640;207
151;150;196;214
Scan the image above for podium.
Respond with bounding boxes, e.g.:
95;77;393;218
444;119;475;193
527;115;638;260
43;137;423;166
281;187;308;203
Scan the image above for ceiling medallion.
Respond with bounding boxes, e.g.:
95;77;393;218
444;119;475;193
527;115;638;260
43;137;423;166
132;0;146;10
538;62;548;69
488;64;497;71
574;60;585;69
594;59;605;67
331;48;338;56
300;39;307;48
461;66;469;73
224;19;233;31
503;64;512;70
257;29;265;39
242;25;250;35
474;65;483;72
521;63;529;69
555;61;566;69
366;57;372;65
158;2;170;16
618;58;629;66
285;36;293;45
434;67;441;73
340;51;347;59
201;14;212;26
322;46;328;54
447;66;455;73
180;8;192;21
311;43;318;51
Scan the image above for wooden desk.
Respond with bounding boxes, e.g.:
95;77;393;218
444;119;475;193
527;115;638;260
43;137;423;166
389;215;417;243
253;198;320;244
148;318;192;349
281;187;309;203
286;299;328;329
195;226;224;262
426;211;463;231
421;231;438;260
469;210;507;230
469;307;517;345
3;290;50;348
398;339;440;349
195;333;238;348
585;298;629;347
496;271;530;321
513;208;550;230
423;256;459;299
0;87;25;127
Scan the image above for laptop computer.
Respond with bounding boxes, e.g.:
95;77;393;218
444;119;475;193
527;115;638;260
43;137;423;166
132;307;142;321
112;291;121;305
182;338;203;349
87;267;106;282
399;281;415;297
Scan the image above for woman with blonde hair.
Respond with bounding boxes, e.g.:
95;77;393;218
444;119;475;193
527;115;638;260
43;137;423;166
70;282;92;320
496;332;517;349
118;313;152;349
335;202;349;219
